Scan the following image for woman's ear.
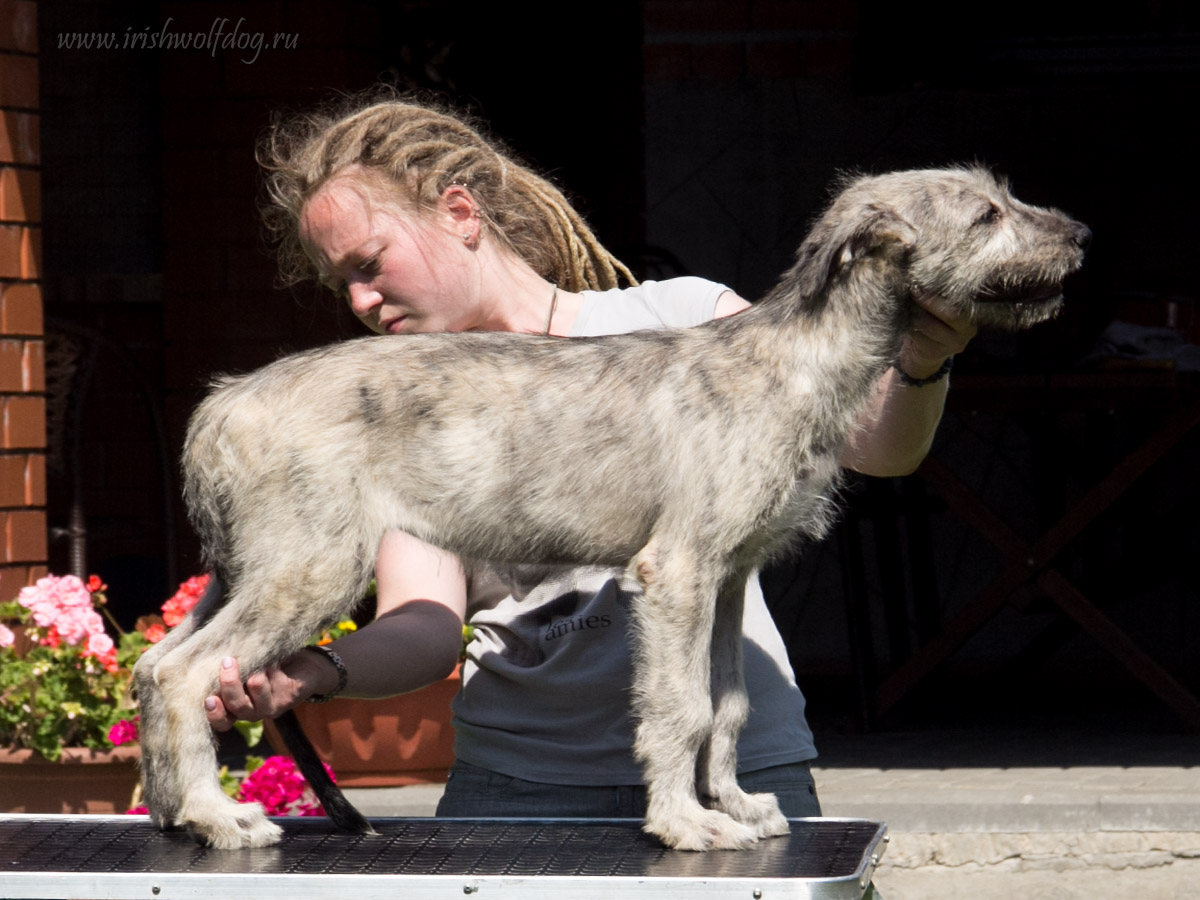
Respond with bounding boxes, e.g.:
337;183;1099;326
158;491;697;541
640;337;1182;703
442;185;480;243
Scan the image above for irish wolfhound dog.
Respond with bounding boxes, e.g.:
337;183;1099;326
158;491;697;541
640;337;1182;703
134;167;1088;850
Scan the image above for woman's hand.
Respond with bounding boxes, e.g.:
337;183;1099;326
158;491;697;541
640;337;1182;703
842;292;979;476
896;290;978;380
205;650;336;731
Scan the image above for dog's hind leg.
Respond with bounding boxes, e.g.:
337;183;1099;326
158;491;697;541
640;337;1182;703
148;610;285;849
699;569;790;840
132;577;224;831
147;559;368;848
630;540;758;851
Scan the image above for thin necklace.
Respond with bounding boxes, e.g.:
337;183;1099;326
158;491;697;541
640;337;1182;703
543;283;559;335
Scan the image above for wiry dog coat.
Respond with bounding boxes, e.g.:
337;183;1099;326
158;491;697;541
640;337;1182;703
134;167;1089;850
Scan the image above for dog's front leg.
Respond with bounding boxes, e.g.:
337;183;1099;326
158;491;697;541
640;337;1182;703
699;569;790;840
630;541;758;851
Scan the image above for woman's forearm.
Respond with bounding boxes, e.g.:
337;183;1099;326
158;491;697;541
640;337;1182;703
320;600;463;698
294;600;463;700
841;366;949;477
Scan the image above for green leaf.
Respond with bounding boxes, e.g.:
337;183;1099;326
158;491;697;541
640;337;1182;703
233;719;264;748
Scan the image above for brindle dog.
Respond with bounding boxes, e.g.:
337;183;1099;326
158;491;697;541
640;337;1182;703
134;167;1089;850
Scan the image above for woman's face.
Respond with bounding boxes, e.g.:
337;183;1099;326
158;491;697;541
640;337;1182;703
300;176;479;335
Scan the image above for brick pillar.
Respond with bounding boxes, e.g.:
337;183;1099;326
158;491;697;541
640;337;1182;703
0;0;47;599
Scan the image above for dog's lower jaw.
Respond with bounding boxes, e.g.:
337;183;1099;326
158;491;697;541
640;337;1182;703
180;795;284;850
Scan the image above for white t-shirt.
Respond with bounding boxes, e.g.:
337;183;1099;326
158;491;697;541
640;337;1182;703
450;278;817;784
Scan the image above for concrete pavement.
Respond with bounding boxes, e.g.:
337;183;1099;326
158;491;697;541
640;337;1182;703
813;728;1200;899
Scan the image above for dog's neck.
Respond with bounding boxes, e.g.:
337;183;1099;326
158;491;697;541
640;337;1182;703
729;256;911;409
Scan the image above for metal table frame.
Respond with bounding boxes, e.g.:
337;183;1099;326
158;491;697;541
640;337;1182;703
0;815;886;899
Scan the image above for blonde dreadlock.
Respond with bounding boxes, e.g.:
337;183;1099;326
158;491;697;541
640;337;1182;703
259;90;636;294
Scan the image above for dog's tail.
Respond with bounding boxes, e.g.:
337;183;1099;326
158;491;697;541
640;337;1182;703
272;709;378;836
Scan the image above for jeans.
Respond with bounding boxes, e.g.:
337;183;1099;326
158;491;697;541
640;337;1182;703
435;760;822;819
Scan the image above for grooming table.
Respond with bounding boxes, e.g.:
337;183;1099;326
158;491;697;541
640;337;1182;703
0;815;886;899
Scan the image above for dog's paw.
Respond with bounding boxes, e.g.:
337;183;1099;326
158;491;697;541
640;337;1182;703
748;798;791;840
182;800;284;850
719;790;791;840
646;807;759;852
144;791;185;833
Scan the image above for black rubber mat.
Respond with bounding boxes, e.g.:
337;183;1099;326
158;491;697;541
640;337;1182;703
0;816;886;899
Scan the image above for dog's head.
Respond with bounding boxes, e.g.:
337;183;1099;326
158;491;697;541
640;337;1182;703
797;166;1090;331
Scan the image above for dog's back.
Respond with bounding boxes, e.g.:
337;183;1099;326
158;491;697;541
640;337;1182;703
184;319;851;579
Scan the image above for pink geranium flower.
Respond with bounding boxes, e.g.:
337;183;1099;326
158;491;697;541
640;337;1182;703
87;632;115;657
17;575;105;647
238;755;333;817
7;571;347;803
108;717;139;746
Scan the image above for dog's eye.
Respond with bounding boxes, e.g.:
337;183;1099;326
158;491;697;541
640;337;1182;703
977;204;1001;225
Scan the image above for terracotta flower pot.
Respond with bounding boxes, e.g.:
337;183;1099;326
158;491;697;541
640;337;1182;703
267;667;459;787
0;745;142;814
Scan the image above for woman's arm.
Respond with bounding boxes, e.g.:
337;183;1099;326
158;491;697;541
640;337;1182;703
715;288;976;478
839;290;977;476
205;530;467;730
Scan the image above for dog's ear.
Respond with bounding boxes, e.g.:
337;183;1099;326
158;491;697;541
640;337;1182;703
791;206;915;302
838;207;915;268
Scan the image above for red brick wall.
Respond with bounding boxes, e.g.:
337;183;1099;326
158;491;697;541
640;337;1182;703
0;0;46;597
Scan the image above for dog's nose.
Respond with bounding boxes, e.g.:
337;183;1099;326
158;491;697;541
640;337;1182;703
1073;223;1093;250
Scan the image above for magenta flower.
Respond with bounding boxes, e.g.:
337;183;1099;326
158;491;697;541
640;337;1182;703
108;717;140;746
237;755;334;817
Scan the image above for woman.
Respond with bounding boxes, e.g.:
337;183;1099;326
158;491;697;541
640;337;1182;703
205;93;976;818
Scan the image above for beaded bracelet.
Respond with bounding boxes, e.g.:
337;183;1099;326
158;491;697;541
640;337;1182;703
303;644;348;703
894;355;953;387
